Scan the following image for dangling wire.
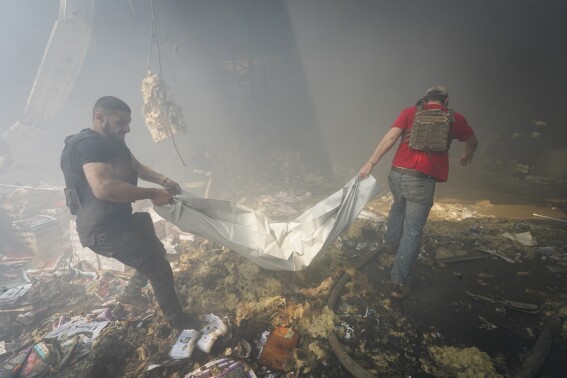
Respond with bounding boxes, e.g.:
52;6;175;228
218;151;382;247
147;0;185;166
128;0;135;16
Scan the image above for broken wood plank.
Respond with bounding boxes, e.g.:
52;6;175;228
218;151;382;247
437;254;490;263
466;291;539;314
513;316;562;378
532;213;567;223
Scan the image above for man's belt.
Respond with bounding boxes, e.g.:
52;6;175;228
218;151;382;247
391;166;434;180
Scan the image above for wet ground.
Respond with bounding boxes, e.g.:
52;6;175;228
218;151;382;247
320;165;567;377
355;244;567;377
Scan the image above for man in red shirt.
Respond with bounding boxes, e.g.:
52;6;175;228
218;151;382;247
359;86;478;299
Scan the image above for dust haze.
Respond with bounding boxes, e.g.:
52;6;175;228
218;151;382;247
1;0;566;187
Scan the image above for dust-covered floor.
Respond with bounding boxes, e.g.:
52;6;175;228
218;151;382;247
1;163;567;377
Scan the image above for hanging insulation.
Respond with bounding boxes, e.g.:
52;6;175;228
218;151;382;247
141;71;187;143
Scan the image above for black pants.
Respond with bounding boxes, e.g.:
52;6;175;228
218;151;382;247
89;212;184;323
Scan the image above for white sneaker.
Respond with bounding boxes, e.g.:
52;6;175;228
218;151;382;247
169;329;200;359
196;314;228;353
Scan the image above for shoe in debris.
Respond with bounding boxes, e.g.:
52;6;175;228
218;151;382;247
389;281;410;299
117;289;149;309
196;313;228;353
169;329;201;359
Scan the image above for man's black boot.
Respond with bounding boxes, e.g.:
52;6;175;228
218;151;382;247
118;286;149;309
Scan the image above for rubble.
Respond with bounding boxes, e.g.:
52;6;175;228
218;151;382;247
0;170;566;376
424;346;501;377
258;327;300;372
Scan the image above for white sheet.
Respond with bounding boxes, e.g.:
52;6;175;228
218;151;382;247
155;176;381;271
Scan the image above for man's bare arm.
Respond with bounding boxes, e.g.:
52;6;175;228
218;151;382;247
131;155;182;194
131;155;166;185
359;127;403;178
460;134;478;166
83;162;170;204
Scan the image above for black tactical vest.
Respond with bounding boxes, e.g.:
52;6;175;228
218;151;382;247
402;105;454;152
60;129;137;246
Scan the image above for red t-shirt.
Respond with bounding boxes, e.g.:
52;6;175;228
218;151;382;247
390;103;475;182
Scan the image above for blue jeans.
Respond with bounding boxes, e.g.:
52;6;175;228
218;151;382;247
386;169;435;286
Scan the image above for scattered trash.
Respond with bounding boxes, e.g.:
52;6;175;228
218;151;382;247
45;316;109;344
532;213;567;223
1;159;566;376
91;308;117;322
466;291;539;314
362;307;376;318
343;324;355;341
69;219;126;272
501;231;537;247
475;245;519;263
95;272;126;301
430;202;477;220
357;210;385;223
435;246;489;263
514;223;532;233
256;330;270;357
16;306;49;325
11;215;61;256
185;357;257;378
355;241;376;251
19;340;61;377
0;347;31;377
146;359;184;372
478;316;498;331
0;283;32;306
468;223;485;235
0;265;30;292
258;327;300;372
229;339;252;359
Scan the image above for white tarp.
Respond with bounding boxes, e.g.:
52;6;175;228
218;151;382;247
155;176;381;271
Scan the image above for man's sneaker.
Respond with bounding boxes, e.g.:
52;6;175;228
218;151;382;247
169;329;200;360
389;281;410;299
170;312;202;330
117;289;149;309
196;314;228;353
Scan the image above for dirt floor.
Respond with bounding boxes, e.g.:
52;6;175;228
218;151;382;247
1;162;566;377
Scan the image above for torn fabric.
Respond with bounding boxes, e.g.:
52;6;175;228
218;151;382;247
154;176;381;271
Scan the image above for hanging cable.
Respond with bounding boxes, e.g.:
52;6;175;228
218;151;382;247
128;0;136;16
147;0;185;166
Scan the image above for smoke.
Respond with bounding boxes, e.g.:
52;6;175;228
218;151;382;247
1;0;566;185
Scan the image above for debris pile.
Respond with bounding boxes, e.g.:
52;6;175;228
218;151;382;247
1;177;566;376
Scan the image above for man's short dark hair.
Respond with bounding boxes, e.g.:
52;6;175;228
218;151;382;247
92;96;131;120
